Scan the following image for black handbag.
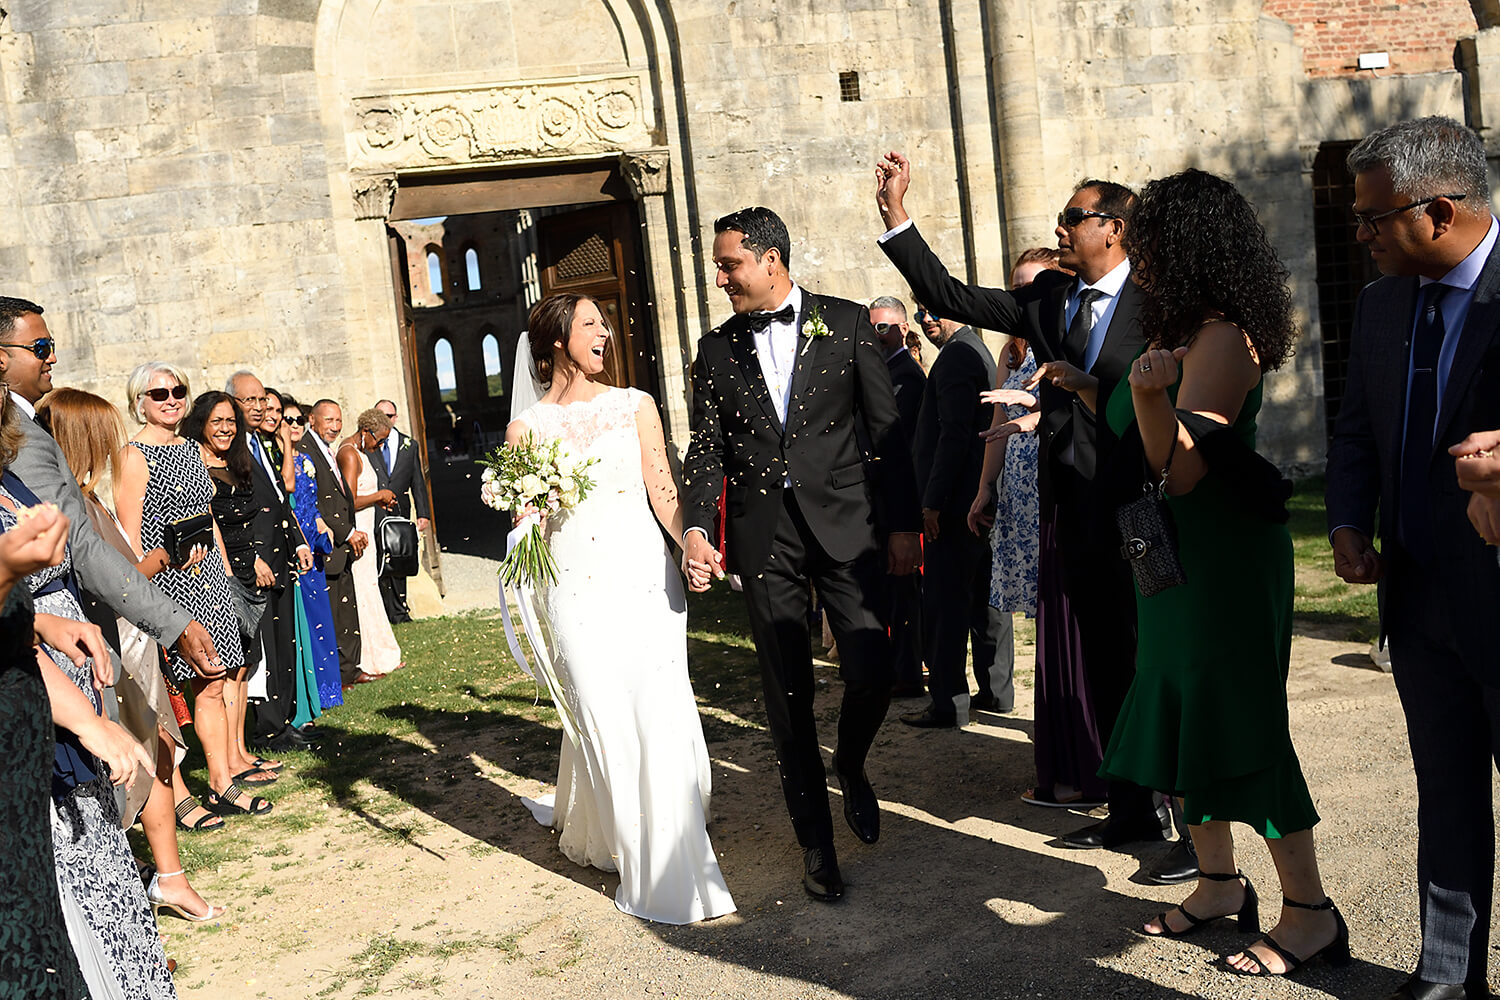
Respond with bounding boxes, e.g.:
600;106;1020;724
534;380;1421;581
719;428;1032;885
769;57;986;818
1114;434;1186;597
377;516;419;578
161;511;213;566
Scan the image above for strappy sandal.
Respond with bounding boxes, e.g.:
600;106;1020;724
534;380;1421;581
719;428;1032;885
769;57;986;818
1147;869;1259;938
204;782;273;816
174;796;226;832
146;869;226;922
251;757;284;773
1228;896;1350;976
232;766;278;786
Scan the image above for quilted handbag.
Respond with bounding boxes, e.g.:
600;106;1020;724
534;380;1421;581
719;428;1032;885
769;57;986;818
1114;435;1186;597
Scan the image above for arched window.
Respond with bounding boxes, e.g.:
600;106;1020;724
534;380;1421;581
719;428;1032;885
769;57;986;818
482;332;503;397
434;336;457;403
426;249;444;298
465;247;482;291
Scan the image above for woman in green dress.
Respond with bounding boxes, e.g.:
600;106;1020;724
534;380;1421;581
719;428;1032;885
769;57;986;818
1099;169;1346;977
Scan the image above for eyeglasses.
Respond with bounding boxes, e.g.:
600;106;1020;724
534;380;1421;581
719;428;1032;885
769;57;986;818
1057;207;1119;229
1353;193;1467;236
284;414;307;427
141;385;188;402
0;337;56;360
873;322;903;335
234;394;267;406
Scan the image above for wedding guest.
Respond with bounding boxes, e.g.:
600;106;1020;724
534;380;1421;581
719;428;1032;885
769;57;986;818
226;371;313;752
39;388;227;924
371;398;430;624
869;295;925;697
0;385;179;995
338;409;403;676
282;398;342;711
300;400;370;686
115;362;269;817
1105;169;1344;977
1328;117;1500;1000
876;154;1166;852
261;386;298;495
900;308;1006;726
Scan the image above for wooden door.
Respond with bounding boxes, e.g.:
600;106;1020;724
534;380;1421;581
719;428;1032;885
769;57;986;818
536;204;659;398
387;227;445;595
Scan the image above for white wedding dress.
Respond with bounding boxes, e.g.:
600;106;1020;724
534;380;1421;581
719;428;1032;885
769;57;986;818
512;386;735;924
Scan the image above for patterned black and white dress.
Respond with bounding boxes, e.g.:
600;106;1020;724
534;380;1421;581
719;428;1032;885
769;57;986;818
129;440;243;684
1;486;178;1000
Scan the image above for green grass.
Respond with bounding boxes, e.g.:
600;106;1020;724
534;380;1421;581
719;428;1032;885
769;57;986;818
1287;475;1379;640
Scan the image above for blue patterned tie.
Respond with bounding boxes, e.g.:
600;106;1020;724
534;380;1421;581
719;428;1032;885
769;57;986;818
1398;282;1450;558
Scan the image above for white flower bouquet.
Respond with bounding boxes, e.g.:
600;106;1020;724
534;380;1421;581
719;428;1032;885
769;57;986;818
478;435;597;588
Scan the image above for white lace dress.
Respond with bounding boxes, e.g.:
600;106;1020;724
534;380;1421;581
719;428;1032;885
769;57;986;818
513;387;735;925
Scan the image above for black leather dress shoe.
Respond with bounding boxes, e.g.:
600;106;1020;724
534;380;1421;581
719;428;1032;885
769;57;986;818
1143;837;1199;885
832;754;879;844
1385;979;1467;1000
802;846;844;901
900;708;957;729
970;692;1012;713
1062;815;1167;850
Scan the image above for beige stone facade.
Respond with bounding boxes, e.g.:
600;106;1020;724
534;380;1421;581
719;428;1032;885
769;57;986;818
0;0;1494;481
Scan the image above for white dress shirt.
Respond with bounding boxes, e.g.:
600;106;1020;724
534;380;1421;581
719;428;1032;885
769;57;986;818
247;432;285;502
10;392;34;419
384;428;401;474
754;284;803;427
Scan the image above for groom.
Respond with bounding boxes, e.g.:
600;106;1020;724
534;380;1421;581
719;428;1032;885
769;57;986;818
682;207;922;901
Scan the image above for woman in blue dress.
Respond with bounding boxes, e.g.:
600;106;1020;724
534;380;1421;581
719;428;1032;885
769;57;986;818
280;399;342;711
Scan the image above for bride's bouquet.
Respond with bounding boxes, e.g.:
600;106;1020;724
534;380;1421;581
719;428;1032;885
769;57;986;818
478;435;597;588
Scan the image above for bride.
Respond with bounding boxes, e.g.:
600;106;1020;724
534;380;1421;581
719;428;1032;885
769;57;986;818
505;293;735;925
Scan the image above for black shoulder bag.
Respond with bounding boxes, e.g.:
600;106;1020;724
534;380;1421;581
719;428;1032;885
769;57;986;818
1114;433;1187;597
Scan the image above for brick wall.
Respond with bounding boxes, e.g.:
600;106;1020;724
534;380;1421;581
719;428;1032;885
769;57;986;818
1263;0;1478;78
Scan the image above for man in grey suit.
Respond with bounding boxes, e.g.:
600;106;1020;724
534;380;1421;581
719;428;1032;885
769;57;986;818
1327;117;1500;1000
0;297;222;677
371;398;430;623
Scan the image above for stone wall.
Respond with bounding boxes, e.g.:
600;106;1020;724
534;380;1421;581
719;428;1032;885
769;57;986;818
1263;0;1478;78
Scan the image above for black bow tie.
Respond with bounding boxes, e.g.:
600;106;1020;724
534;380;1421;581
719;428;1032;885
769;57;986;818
747;305;795;332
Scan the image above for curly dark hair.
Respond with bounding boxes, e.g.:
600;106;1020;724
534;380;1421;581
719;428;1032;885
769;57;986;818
1123;169;1297;372
180;390;255;488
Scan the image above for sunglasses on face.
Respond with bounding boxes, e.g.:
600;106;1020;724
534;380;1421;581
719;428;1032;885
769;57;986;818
141;385;188;402
1;337;56;360
284;414;307;427
1057;207;1119;228
914;309;939;324
873;322;903;335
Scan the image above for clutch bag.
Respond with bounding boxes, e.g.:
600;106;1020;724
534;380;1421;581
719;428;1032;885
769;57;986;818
1114;435;1186;598
161;511;213;566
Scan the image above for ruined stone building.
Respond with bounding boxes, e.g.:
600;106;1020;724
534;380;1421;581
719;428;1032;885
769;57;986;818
0;0;1496;530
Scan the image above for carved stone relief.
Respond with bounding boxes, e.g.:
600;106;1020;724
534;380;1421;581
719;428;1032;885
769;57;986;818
350;75;653;171
350;173;397;220
619;148;670;197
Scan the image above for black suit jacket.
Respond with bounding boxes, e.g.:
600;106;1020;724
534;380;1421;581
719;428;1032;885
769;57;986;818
247;433;304;584
298;436;356;577
1326;241;1500;679
886;348;925;441
911;327;995;518
370;429;430;522
683;290;922;576
881;224;1146;502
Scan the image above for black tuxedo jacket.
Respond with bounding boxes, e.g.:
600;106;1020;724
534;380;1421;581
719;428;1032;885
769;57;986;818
683;290;921;576
298;436;356;577
1326;240;1500;679
886;348;925;440
248;434;304;584
881;224;1146;502
912;326;995;518
370;428;430;522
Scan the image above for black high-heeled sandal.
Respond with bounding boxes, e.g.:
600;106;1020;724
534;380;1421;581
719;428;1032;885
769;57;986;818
1227;895;1350;976
1147;869;1260;938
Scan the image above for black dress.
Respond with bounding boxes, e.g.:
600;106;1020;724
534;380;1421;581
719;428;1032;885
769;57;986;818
0;584;89;999
208;467;259;589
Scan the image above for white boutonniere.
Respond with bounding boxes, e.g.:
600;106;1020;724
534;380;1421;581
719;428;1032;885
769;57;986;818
300;456;315;477
800;304;830;356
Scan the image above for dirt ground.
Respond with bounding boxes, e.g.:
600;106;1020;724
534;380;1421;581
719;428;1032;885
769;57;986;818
169;628;1488;1000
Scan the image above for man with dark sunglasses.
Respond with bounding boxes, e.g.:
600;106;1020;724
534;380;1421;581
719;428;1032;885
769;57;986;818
874;153;1192;876
0;296;226;684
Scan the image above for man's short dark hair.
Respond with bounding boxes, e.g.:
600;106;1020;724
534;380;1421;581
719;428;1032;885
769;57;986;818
0;297;44;339
714;207;791;270
311;398;340;413
1075;180;1138;224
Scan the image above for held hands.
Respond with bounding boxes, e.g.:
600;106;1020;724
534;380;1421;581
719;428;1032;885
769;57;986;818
681;531;725;593
373;488;398;510
34;613;113;689
253;556;276;588
1026;360;1098;396
888;531;922;575
1330;527;1383;584
967;484;995;536
1451;429;1500;499
875;151;913;228
1128;346;1191;392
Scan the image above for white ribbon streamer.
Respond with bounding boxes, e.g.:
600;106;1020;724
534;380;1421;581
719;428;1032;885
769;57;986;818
498;513;581;748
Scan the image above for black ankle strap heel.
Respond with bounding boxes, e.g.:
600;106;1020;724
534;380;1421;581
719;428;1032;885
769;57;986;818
1148;869;1258;939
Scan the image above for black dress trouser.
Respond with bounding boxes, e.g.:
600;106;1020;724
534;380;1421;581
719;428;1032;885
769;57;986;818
740;489;893;850
251;581;298;739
